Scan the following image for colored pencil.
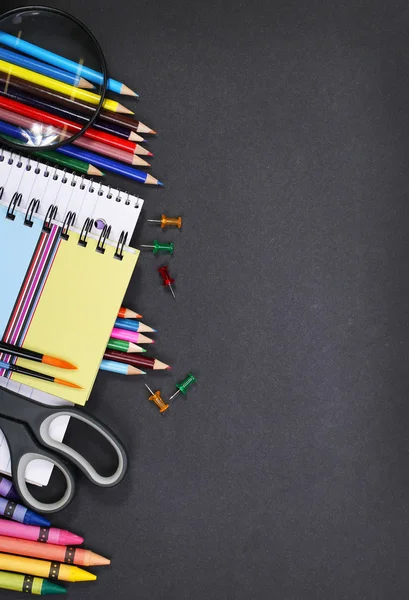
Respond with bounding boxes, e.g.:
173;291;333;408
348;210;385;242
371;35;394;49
0;360;82;389
0;106;150;167
107;338;146;353
0;520;83;546
54;145;161;185
0;47;93;89
0;95;148;155
118;307;143;319
0;477;19;502
0;122;157;183
0;535;110;567
0;497;49;527
1;133;104;176
100;359;145;376
110;328;154;344
0;570;66;595
0;341;76;370
96;109;157;135
0;31;138;96
0;62;132;114
0;84;146;143
114;318;156;333
28;147;104;176
104;350;171;371
0;552;96;582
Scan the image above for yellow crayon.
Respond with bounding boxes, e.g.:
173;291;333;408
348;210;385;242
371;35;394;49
0;552;96;582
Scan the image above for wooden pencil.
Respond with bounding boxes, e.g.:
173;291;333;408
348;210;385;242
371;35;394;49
0;107;150;167
0;60;131;114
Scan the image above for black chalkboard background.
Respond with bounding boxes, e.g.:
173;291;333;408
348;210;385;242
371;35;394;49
2;1;409;598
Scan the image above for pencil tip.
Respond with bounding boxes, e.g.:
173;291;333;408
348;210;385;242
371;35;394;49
117;104;134;115
129;131;144;142
120;84;138;97
79;77;94;89
88;165;105;177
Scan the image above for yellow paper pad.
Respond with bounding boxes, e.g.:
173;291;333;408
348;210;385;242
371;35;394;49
12;231;138;405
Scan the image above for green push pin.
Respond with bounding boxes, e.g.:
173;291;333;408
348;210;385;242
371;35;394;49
169;373;197;401
140;240;174;255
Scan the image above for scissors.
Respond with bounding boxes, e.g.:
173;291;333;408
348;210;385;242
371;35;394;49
0;386;127;514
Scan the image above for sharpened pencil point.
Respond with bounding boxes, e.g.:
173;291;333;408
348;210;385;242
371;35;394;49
120;84;138;97
88;165;105;177
79;77;94;89
117;103;134;115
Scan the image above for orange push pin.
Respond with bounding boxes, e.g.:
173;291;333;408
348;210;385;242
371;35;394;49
145;384;169;413
148;214;182;229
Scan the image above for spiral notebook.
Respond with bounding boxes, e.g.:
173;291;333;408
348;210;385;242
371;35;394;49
0;148;141;485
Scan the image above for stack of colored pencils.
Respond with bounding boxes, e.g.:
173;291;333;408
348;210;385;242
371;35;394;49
0;34;162;185
0;476;110;595
99;306;171;376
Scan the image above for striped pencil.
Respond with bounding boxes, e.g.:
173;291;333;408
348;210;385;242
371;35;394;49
100;359;145;376
104;350;170;371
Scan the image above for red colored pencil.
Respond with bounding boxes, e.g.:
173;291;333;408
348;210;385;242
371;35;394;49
104;350;171;370
0;95;148;156
0;107;150;167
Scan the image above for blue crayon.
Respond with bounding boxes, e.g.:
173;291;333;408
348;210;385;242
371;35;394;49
0;497;50;527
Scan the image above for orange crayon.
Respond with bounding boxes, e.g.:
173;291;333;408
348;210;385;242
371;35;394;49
0;535;109;567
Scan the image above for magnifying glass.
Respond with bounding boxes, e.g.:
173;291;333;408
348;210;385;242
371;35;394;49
0;6;107;151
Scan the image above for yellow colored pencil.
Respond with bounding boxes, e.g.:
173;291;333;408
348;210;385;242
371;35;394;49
0;60;132;115
0;552;96;582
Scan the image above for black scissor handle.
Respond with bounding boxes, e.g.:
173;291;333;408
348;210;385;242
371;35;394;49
38;409;127;487
0;416;76;514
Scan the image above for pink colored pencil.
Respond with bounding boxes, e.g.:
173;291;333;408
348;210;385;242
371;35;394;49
110;327;154;344
0;519;83;546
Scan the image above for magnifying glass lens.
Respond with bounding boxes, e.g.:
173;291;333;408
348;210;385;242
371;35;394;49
0;7;107;150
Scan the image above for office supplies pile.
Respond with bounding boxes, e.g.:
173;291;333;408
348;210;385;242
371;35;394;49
0;7;197;595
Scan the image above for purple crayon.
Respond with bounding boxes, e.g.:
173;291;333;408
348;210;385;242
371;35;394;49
0;477;19;502
0;497;49;527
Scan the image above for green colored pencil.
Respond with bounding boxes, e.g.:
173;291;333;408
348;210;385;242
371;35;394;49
0;570;66;595
107;337;146;354
2;134;104;176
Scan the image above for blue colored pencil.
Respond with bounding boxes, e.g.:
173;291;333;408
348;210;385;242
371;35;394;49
0;31;138;96
0;496;50;527
114;318;156;333
100;359;146;376
0;120;161;185
0;47;93;89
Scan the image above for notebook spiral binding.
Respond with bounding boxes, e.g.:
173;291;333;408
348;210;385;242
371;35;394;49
3;195;129;257
0;146;142;208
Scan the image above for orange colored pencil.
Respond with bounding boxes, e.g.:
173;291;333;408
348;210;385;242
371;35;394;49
118;307;143;319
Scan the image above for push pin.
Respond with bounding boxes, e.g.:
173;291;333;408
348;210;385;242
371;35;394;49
158;265;176;299
145;384;169;413
148;214;183;229
141;240;174;255
169;373;196;401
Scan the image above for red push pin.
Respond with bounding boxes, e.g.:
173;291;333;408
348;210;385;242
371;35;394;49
158;265;176;299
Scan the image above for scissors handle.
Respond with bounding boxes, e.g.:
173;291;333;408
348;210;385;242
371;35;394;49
39;409;128;488
0;416;76;514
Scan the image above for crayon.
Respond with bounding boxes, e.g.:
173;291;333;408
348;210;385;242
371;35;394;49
0;497;50;527
0;519;83;545
0;552;96;582
0;476;19;501
0;570;65;595
0;535;110;567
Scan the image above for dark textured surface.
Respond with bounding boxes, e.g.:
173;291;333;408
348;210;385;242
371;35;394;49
2;0;409;598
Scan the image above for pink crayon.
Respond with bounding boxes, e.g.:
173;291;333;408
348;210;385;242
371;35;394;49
0;518;83;545
110;327;154;345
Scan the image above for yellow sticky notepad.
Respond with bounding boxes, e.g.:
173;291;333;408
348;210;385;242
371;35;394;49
12;231;139;405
